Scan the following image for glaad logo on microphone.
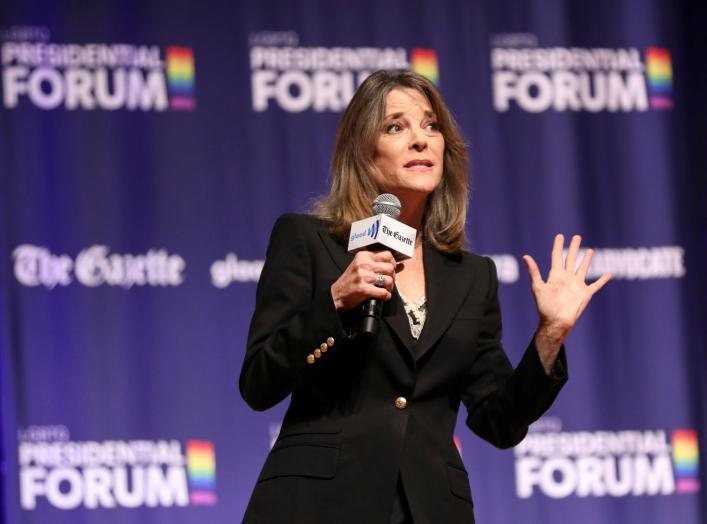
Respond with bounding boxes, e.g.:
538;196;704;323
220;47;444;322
368;219;380;240
349;218;380;243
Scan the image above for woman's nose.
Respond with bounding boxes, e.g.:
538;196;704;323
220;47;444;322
408;128;428;151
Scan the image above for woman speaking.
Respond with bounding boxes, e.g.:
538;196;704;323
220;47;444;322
239;69;610;523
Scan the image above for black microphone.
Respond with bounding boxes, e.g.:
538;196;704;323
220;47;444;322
356;194;405;338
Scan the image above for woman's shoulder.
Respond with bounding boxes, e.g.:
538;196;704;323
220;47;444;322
268;213;338;250
462;250;490;264
438;246;489;268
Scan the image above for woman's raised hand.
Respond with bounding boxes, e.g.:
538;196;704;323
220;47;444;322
522;234;612;372
331;251;397;311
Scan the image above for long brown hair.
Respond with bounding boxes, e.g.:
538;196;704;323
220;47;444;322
313;69;469;254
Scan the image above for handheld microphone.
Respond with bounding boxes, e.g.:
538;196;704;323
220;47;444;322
347;194;417;338
372;193;402;219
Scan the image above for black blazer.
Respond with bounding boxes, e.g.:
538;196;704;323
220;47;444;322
239;214;567;524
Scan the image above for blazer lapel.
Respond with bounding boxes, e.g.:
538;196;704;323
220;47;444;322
413;243;472;361
383;291;416;356
318;227;353;273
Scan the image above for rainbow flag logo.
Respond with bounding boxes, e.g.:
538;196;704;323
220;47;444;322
411;48;439;85
646;47;673;109
187;440;217;505
166;46;196;110
671;429;700;494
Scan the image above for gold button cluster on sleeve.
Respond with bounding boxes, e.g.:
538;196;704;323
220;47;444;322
306;337;336;364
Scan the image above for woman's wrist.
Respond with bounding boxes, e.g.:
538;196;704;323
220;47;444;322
331;283;344;311
534;322;568;374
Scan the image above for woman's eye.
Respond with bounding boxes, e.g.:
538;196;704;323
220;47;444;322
426;122;440;131
386;123;402;133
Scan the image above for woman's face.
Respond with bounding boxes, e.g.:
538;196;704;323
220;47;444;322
372;88;445;200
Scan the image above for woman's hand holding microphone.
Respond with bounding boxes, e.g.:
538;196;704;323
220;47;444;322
331;251;397;312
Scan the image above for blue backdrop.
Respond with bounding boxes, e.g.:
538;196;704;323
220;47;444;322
1;0;705;522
